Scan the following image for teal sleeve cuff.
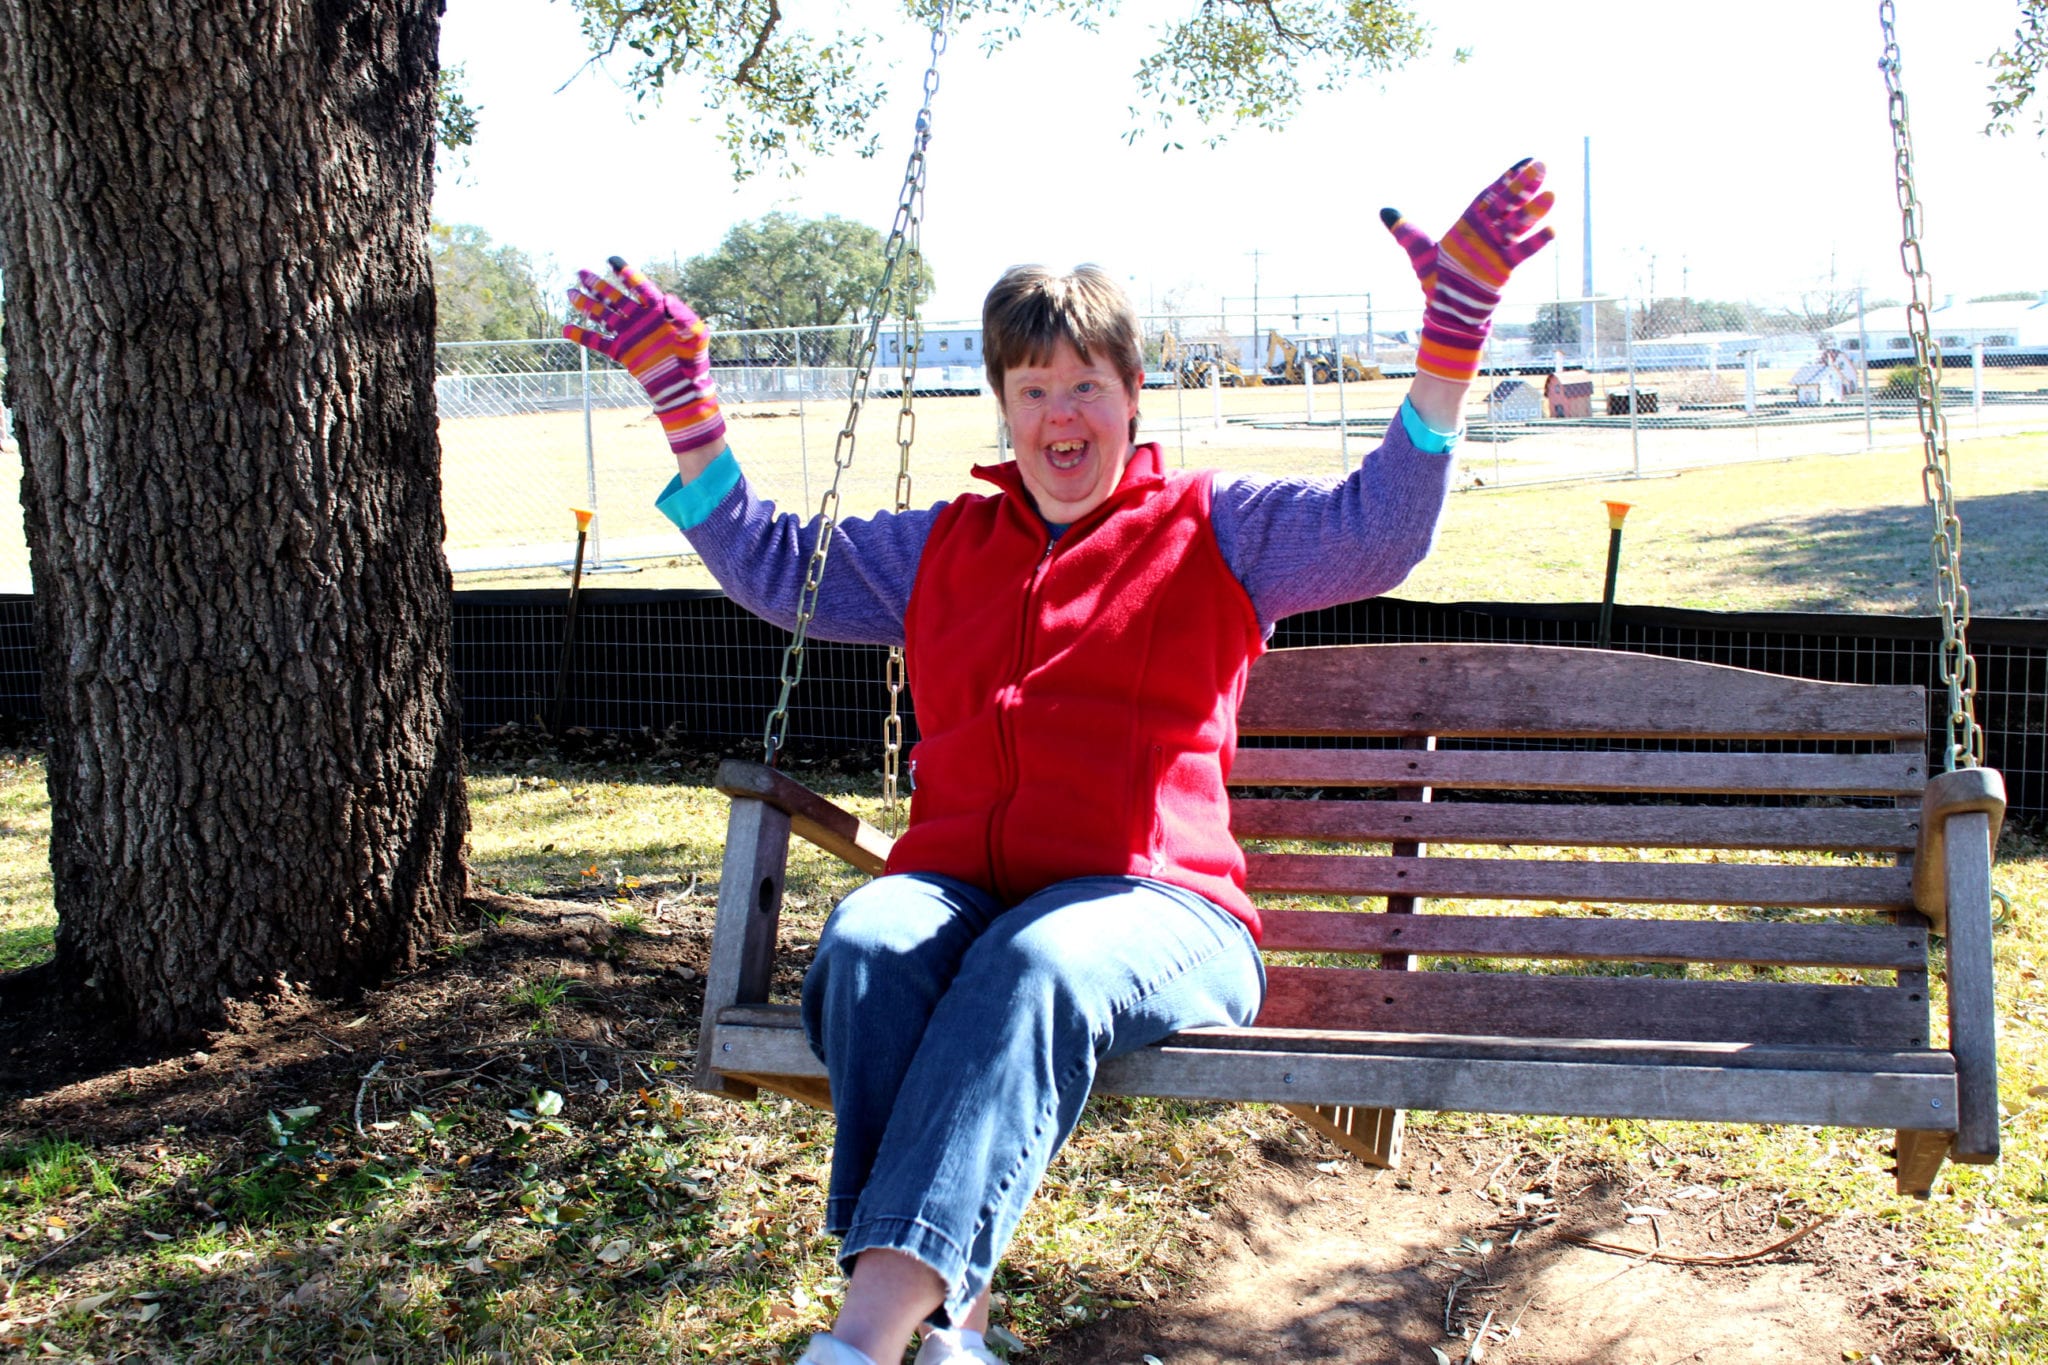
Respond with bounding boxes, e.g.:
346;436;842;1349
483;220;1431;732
655;449;742;532
1399;397;1462;454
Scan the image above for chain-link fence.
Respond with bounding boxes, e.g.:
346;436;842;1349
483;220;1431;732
0;292;2041;588
1138;290;2048;492
436;326;875;574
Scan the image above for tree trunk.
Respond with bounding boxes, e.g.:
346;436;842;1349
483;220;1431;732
0;0;468;1038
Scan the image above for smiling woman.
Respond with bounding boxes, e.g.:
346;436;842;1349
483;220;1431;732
555;155;1555;1365
983;264;1146;523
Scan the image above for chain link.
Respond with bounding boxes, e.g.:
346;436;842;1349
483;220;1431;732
760;13;950;776
878;87;938;821
1879;0;1983;772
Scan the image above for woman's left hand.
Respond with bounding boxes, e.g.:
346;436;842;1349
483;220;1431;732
1381;159;1556;386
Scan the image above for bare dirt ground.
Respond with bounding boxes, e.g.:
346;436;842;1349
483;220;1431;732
1043;1132;1941;1365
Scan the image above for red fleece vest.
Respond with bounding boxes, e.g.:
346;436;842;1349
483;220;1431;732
889;443;1268;938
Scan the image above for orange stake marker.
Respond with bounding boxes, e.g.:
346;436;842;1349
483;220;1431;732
550;508;597;732
1598;501;1632;649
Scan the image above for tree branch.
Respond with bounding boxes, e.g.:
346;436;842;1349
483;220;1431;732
1241;0;1316;48
732;0;783;92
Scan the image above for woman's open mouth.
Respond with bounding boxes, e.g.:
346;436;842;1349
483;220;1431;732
1045;440;1087;471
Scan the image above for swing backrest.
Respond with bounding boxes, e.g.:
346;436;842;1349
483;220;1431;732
1228;644;1934;1052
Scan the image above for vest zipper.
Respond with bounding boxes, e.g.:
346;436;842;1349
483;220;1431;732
988;535;1058;900
1146;742;1168;876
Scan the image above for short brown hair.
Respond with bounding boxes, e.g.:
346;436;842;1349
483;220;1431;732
981;265;1144;417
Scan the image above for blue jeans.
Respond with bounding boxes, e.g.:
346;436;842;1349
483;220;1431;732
799;872;1265;1327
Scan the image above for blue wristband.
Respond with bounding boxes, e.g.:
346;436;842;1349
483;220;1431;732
655;448;742;532
1399;397;1461;454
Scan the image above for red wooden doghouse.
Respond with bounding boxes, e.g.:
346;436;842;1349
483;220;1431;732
1543;369;1594;418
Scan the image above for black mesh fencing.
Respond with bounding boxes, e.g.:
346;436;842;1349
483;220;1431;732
0;596;35;733
2;591;2041;821
452;590;897;753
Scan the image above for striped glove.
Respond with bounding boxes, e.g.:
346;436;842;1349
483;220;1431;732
1381;159;1556;385
563;257;727;458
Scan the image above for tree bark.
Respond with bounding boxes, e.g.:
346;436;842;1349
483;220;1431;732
0;0;468;1038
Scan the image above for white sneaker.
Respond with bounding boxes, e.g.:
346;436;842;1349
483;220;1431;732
799;1334;879;1365
915;1327;1003;1364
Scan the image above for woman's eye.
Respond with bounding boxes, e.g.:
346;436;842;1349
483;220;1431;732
1076;381;1098;395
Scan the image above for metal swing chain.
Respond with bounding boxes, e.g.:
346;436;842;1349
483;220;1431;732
760;12;950;777
1879;0;1983;773
881;96;934;818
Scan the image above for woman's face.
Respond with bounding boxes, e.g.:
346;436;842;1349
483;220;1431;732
1000;341;1140;524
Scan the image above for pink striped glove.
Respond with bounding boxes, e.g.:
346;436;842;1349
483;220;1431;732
1382;159;1556;385
563;257;727;458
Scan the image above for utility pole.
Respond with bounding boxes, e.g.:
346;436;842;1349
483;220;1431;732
1580;136;1595;368
1247;248;1263;368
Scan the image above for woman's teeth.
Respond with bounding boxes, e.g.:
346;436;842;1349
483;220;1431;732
1046;441;1086;469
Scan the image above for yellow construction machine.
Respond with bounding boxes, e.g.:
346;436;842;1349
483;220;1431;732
1270;331;1382;385
1177;340;1261;388
1265;330;1306;384
1311;346;1384;386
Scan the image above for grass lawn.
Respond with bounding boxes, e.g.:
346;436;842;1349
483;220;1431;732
452;426;2048;617
0;756;2041;1361
1409;429;2048;616
0;433;2044;1360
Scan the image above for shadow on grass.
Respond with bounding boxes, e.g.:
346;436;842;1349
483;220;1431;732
1712;489;2048;617
0;893;784;1359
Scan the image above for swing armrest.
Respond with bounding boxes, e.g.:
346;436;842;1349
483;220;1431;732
696;761;893;1098
1911;767;2005;937
716;759;894;877
1911;766;2005;1165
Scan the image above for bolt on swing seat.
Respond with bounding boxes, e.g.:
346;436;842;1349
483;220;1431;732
692;644;2006;1197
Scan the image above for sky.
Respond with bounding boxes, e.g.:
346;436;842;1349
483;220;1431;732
434;1;2048;326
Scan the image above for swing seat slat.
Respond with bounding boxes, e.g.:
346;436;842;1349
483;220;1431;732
1233;643;1929;740
702;1009;1956;1134
1231;798;1923;852
694;643;2005;1197
1256;966;1925;1047
1254;909;1928;969
1230;747;1927;798
1243;852;1914;910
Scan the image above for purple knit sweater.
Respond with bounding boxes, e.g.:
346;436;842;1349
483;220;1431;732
678;413;1454;645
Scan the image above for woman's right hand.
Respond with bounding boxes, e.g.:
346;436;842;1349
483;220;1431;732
564;258;728;464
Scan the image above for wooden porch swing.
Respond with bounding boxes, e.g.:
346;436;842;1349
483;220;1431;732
689;2;2006;1198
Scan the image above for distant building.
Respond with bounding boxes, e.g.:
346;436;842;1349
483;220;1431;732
877;326;983;366
872;324;990;395
1629;331;1764;371
1827;293;2048;363
1544;370;1594;418
1791;348;1859;405
1487;380;1544;422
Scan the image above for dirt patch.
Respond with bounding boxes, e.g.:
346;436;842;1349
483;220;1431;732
1040;1130;1945;1365
0;890;716;1143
